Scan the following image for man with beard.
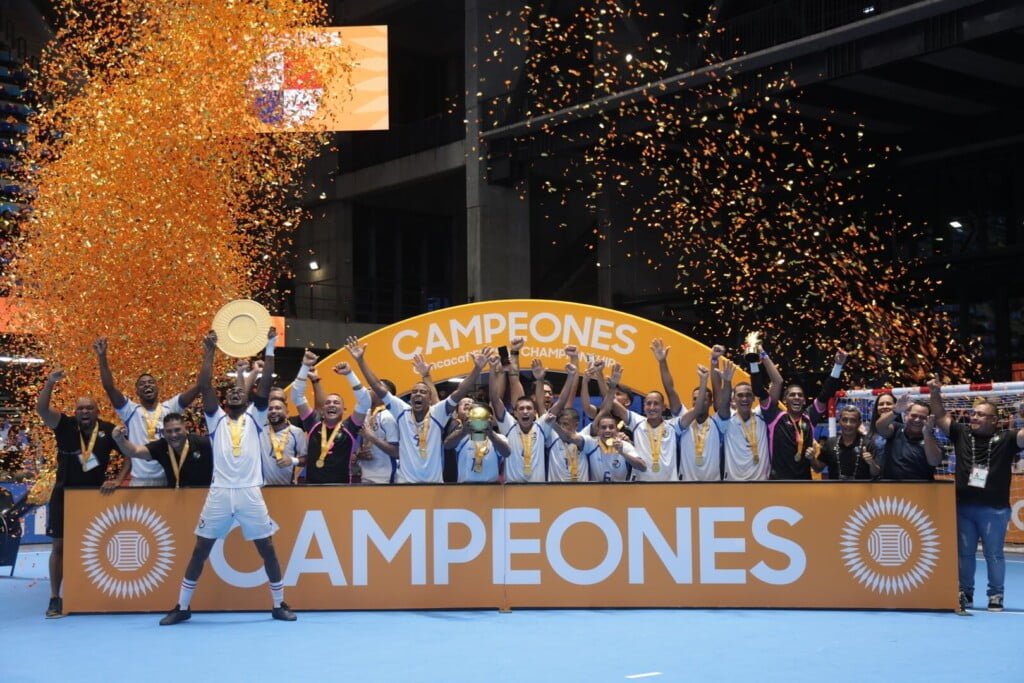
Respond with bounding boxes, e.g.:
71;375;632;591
347;336;489;484
36;366;125;618
491;357;579;483
874;392;943;481
261;397;306;486
762;350;848;480
818;406;880;480
356;379;400;485
929;379;1024;613
624;339;686;481
289;349;369;485
714;346;777;481
111;413;214;488
677;361;729;481
93;338;201;487
159;328;295;625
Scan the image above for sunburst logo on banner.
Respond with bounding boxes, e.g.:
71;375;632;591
840;496;940;595
80;504;176;599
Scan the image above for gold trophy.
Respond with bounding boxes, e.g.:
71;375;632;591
467;405;491;442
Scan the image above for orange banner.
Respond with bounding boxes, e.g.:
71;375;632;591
294;299;749;412
251;26;388;132
64;482;957;613
1009;475;1024;544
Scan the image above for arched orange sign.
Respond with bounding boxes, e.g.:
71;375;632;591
293;300;746;406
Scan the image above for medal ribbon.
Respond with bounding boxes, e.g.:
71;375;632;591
411;413;430;459
650;421;664;473
521;429;534;476
740;416;759;464
79;423;98;468
142;405;163;442
227;416;245;456
270;427;290;462
317;420;344;469
169;439;190;488
693;420;711;466
789;415;804;461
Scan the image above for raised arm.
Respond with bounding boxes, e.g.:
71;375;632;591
488;354;507;422
927;378;951;435
923;414;943;467
507;337;526;404
603;363;629;422
334;361;371;426
36;367;65;429
346;336;386;399
449;348;491;406
235;360;254;391
709;345;725;411
290;349;319;420
530;359;546;412
198;331;219;415
412;354;440;404
580;360;604;420
812;349;848;417
93;338;128;409
876;392;912;439
548;363;580;417
678;365;710;429
716;359;736;420
310;368;326;412
550;418;585;449
761;350;784;406
651;338;683;415
110;426;153;460
254;328;277;401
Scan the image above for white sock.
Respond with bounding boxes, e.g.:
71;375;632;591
270;581;284;608
178;579;197;610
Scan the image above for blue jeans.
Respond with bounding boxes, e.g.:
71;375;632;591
956;502;1011;597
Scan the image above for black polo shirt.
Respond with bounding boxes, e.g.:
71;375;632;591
302;415;360;484
949;422;1019;508
881;423;935;481
820;434;876;480
53;415;119;488
145;434;213;487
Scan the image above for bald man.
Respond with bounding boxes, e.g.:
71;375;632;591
36;367;125;618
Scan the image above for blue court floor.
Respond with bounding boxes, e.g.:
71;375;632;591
2;548;1022;683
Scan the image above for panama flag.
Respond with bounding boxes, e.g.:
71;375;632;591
250;26;388;133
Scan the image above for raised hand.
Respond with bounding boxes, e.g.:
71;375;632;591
510;337;525;354
710;344;725;367
236;359;251;375
835;349;849;366
895;392;913;413
609;362;624;386
565;345;580;365
267;326;277;341
925;414;936;431
488;353;502;373
334;362;352;376
46;366;66;384
252;360;264;374
565;363;578;375
721;359;737;382
412;353;433;377
302;349;319;367
531;358;545;380
927;377;942;393
474;348;492;370
650;338;669;362
203;330;218;352
93;338;108;356
696;364;709;384
345;336;366;360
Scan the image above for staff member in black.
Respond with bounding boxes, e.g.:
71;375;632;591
111;413;213;488
36;366;125;618
819;405;880;480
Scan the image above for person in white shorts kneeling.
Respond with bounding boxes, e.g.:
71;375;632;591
159;328;295;625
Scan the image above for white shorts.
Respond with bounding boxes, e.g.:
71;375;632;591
195;487;278;541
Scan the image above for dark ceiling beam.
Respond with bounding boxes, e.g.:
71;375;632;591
481;0;986;142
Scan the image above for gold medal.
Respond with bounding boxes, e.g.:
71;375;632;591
521;429;534;476
650;421;664;473
316;420;344;470
315;459;325;469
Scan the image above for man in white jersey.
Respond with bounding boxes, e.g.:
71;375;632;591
713;350;773;480
619;339;686;481
677;362;723;481
262;397;306;486
355;378;400;484
447;404;511;483
160;328;295;625
491;357;579;483
93;337;201;487
547;408;596;483
583;414;646;481
346;336;488;484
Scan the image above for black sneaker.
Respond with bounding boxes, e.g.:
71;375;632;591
45;597;64;619
271;602;297;621
159;604;192;626
957;591;973;614
988;594;1004;612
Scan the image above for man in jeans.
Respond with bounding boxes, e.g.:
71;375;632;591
929;379;1024;613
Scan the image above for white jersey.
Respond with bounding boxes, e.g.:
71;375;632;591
261;423;306;486
386;393;455;484
586;434;637;482
206;403;268;488
117;394;185;482
626;411;680;482
360;408;399;484
546;428;596;483
454;436;501;483
677;416;722;482
498;412;553;483
714;410;770;481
